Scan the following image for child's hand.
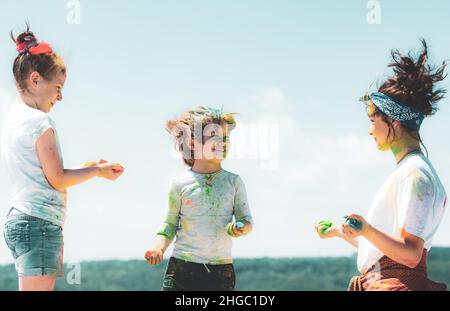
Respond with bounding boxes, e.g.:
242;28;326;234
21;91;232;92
97;161;125;181
314;220;342;239
145;250;163;266
342;214;369;238
226;222;248;237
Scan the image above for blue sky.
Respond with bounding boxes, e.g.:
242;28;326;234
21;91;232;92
1;0;450;264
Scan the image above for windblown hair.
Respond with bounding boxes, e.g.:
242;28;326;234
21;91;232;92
368;40;447;152
378;39;447;116
166;106;236;167
11;23;66;93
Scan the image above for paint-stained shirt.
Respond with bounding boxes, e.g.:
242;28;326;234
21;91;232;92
158;169;253;264
0;98;67;227
357;152;447;273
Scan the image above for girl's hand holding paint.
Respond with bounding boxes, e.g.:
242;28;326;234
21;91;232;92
341;214;370;238
314;220;342;239
145;250;164;265
96;160;125;181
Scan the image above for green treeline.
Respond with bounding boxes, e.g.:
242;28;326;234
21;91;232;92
0;248;448;291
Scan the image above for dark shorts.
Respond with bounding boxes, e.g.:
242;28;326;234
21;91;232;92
162;257;235;291
3;208;64;277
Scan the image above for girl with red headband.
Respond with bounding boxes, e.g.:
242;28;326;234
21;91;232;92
1;25;125;291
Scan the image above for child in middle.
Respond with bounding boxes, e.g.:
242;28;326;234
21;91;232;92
145;106;253;291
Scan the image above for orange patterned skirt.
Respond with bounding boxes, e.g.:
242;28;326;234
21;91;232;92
348;249;447;291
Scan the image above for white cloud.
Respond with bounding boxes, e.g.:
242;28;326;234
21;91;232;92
238;86;391;190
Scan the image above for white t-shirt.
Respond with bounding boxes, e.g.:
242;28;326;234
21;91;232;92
357;152;447;273
1;98;67;227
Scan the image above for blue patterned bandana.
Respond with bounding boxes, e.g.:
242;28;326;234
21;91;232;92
360;92;425;130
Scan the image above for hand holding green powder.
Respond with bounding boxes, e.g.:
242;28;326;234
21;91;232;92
315;220;334;235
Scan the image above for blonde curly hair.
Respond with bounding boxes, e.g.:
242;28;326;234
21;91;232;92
167;106;236;166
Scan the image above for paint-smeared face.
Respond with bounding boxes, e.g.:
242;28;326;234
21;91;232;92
368;114;392;151
201;122;231;163
29;70;66;113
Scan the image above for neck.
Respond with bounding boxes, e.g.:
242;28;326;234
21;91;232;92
20;93;39;110
192;160;222;174
390;138;421;164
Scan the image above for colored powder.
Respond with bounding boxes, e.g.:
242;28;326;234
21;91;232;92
179;252;194;262
183;198;193;206
210;257;227;265
168;191;177;208
145;250;162;260
226;222;239;237
317;220;333;234
181;219;190;232
344;217;362;231
411;171;430;201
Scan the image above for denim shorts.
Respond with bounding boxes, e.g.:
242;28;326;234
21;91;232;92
162;257;235;291
3;208;64;277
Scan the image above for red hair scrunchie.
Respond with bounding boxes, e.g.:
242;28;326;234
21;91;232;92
16;39;54;56
29;42;54;55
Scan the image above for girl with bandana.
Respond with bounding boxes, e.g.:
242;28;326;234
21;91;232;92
145;107;253;291
315;40;447;291
1;25;125;291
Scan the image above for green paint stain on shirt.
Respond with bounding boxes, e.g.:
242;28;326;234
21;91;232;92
179;252;194;262
169;191;177;208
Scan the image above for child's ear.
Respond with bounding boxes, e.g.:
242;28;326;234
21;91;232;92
392;120;402;129
29;71;41;88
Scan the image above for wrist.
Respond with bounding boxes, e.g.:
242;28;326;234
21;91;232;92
94;166;102;177
335;230;344;239
362;222;374;238
149;246;164;253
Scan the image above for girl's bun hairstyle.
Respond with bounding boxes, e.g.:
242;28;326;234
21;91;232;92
11;22;65;93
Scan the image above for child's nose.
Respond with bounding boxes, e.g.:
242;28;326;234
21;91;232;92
57;92;63;101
